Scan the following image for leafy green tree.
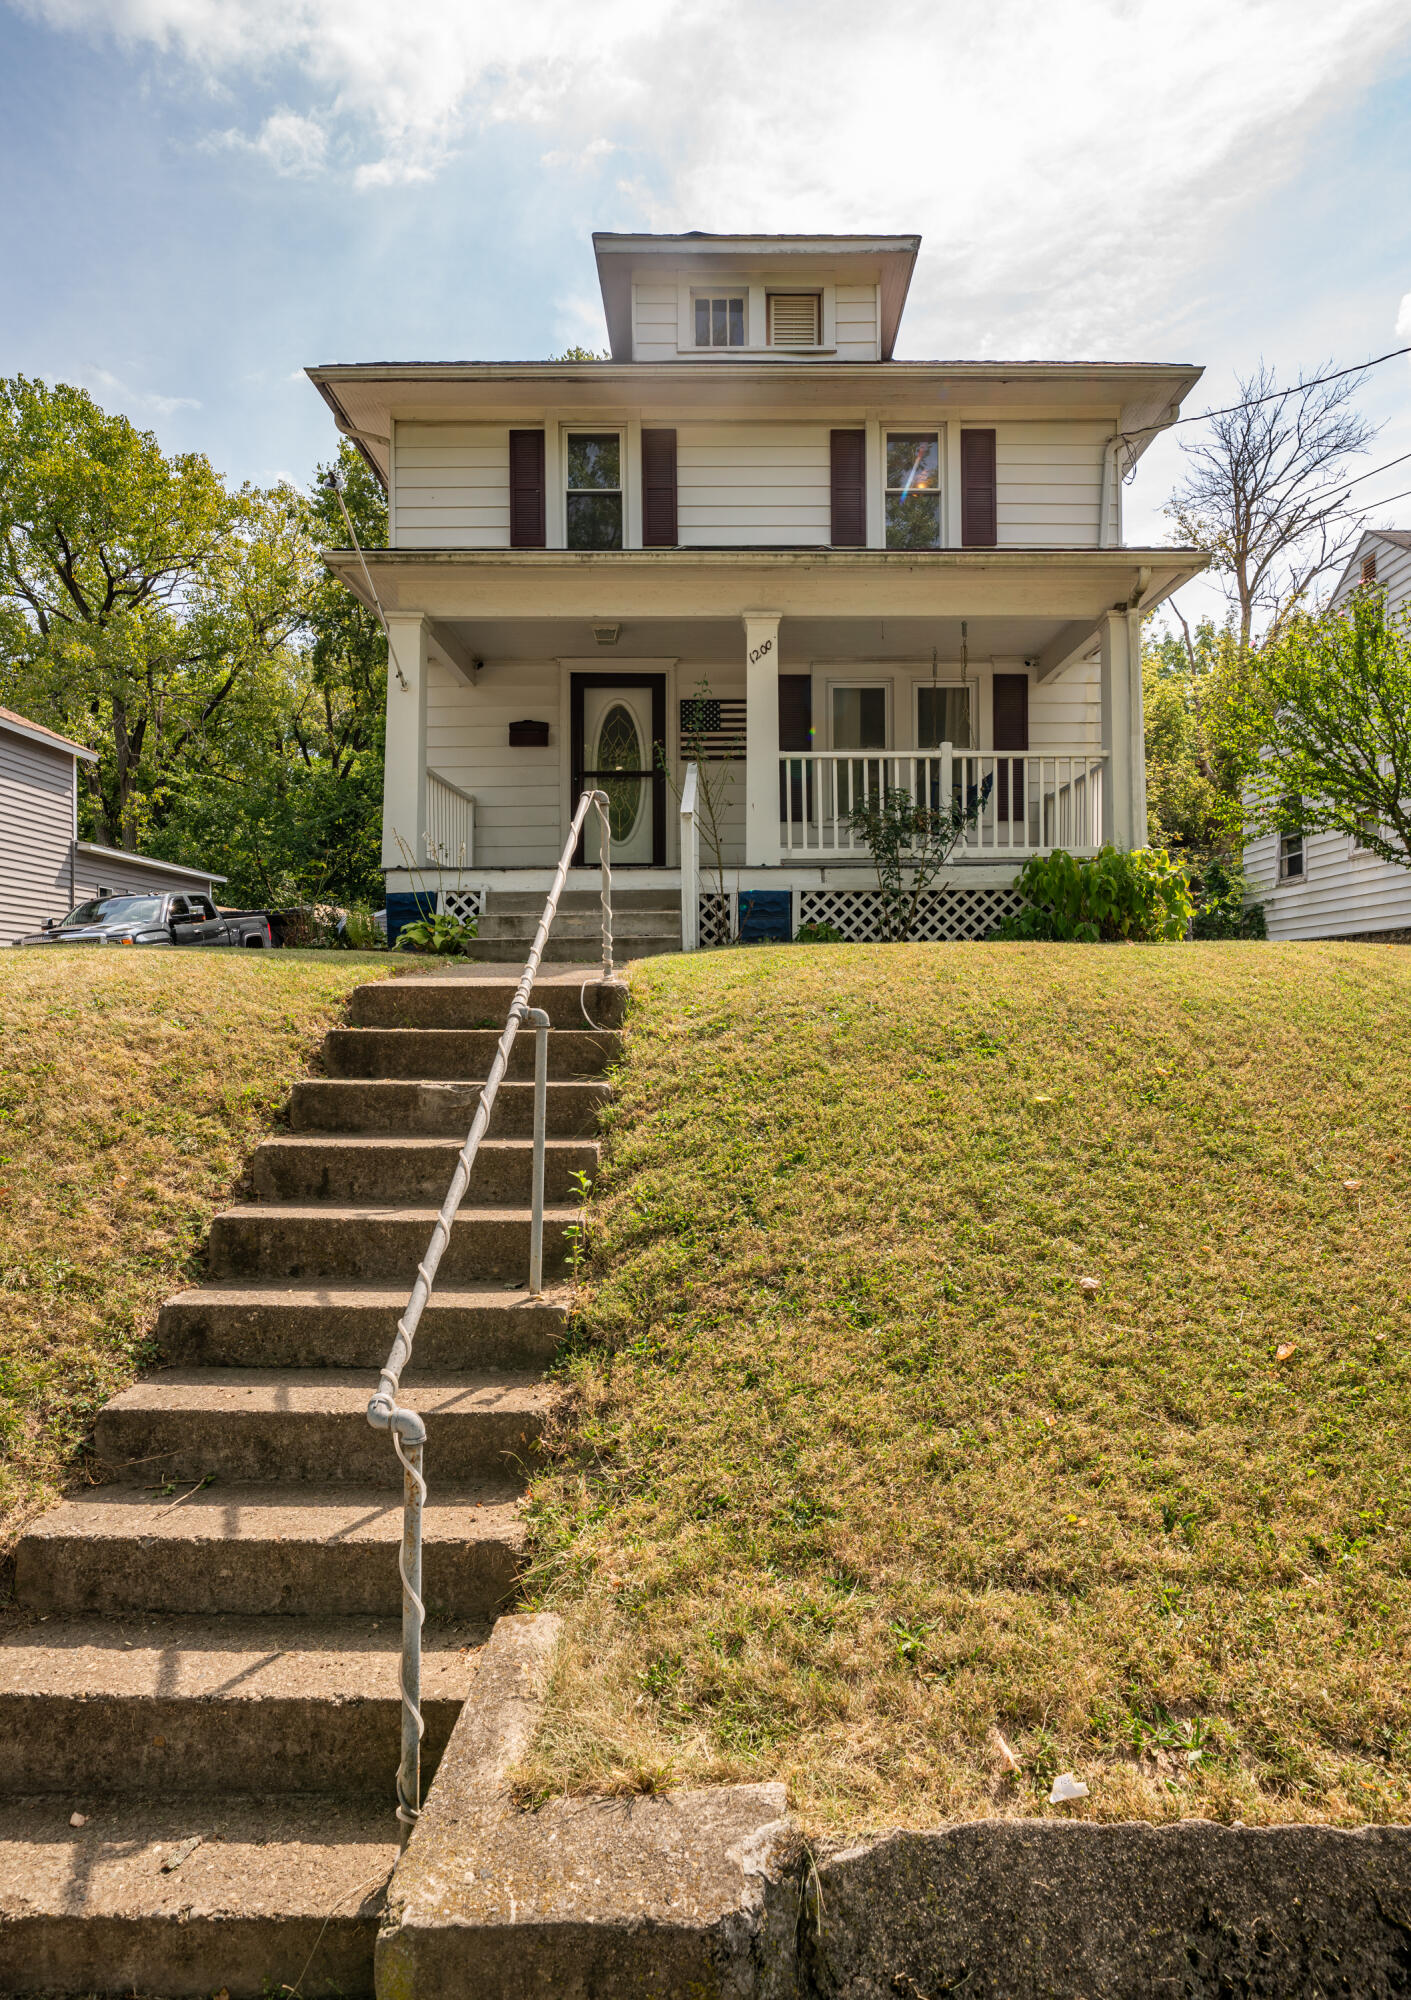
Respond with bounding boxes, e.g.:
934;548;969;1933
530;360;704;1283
1243;590;1411;872
0;376;311;850
152;443;388;906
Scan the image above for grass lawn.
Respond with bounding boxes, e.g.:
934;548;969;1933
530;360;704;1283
522;942;1411;1835
0;949;395;1560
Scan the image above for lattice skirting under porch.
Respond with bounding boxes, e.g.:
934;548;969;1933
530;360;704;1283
440;888;487;927
699;885;1026;945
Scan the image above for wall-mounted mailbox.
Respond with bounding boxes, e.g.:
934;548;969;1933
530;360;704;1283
508;720;550;748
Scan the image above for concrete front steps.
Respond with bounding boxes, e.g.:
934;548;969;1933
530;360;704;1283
1;970;617;1998
472;887;681;961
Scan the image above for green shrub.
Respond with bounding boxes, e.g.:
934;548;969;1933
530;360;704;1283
1190;858;1267;940
794;921;845;944
394;908;480;955
992;846;1193;943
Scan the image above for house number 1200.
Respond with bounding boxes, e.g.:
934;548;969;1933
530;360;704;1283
748;637;774;665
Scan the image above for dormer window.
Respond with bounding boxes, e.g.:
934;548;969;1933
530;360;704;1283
768;293;821;347
695;295;745;347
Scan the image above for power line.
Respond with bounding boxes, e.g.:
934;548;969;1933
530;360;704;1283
1120;343;1411;445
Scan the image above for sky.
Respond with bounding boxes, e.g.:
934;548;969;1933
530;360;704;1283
3;0;1411;628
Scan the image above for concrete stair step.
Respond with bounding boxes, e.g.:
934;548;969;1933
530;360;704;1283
488;888;677;912
207;1202;580;1283
289;1075;610;1136
95;1368;552;1487
0;1614;484;1799
477;910;676;942
0;1792;390;1997
460;933;677;961
158;1282;566;1372
350;977;626;1031
15;1482;523;1620
322;1026;620;1080
251;1134;598;1205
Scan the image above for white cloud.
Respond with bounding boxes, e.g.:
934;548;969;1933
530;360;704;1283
1397;292;1411;340
80;365;201;417
17;0;1411;352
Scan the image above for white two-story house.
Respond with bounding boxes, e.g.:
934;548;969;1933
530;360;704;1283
309;231;1207;947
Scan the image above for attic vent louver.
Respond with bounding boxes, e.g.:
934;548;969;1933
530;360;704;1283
768;293;821;347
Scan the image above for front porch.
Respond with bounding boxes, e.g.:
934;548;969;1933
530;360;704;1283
339;546;1189;948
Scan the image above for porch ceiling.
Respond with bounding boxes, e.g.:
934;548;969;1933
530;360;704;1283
327;548;1205;650
404;613;1110;665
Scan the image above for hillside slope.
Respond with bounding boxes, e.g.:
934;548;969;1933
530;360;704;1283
524;942;1411;1833
0;950;394;1554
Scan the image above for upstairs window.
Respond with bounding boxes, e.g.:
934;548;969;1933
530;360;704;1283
695;295;745;347
768;293;820;347
886;434;941;548
566;434;622;550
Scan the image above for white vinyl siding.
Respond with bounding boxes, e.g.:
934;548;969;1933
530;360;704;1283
392;424;510;549
72;846;220;904
0;729;75;944
995;423;1110;547
1331;534;1411;614
834;284;880;361
1245;827;1411;938
632;283;680;363
1029;657;1102;749
425;657;562;867
676;424;831;547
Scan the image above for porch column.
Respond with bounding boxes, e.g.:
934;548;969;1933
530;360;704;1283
743;611;781;866
382;613;429;871
1098;609;1146;849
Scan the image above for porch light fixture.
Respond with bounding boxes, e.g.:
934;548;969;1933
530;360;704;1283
593;623;620;646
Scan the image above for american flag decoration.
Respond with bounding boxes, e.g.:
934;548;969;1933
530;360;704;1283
679;695;747;761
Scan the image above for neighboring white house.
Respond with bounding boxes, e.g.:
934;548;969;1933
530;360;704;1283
309;230;1209;945
0;704;226;945
1243;528;1411;943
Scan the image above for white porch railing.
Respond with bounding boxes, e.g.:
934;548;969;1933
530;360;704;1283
778;747;1107;857
425;768;475;867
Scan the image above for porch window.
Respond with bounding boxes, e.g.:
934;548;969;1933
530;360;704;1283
916;684;972;749
695;295;745;347
886;434;941;549
831;685;887;750
566;434;623;550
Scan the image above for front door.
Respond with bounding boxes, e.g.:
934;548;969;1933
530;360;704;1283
571;675;666;866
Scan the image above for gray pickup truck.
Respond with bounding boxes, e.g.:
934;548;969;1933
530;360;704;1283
16;891;274;949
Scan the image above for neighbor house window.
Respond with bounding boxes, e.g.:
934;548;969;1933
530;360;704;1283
1279;830;1305;881
916;683;972;749
767;293;820;347
1353;812;1380;853
886;435;941;548
695;295;745;347
566;434;622;550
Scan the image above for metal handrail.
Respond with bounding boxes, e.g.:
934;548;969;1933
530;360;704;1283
368;787;616;1834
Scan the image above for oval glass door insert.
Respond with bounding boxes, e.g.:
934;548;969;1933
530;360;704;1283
596;702;645;843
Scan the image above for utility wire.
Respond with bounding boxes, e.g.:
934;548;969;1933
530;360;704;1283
321;468;408;689
1120;343;1411;445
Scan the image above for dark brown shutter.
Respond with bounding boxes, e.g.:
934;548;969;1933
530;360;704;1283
960;429;997;548
993;671;1028;823
830;430;866;547
509;430;546;549
778;675;813;823
641;428;678;547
